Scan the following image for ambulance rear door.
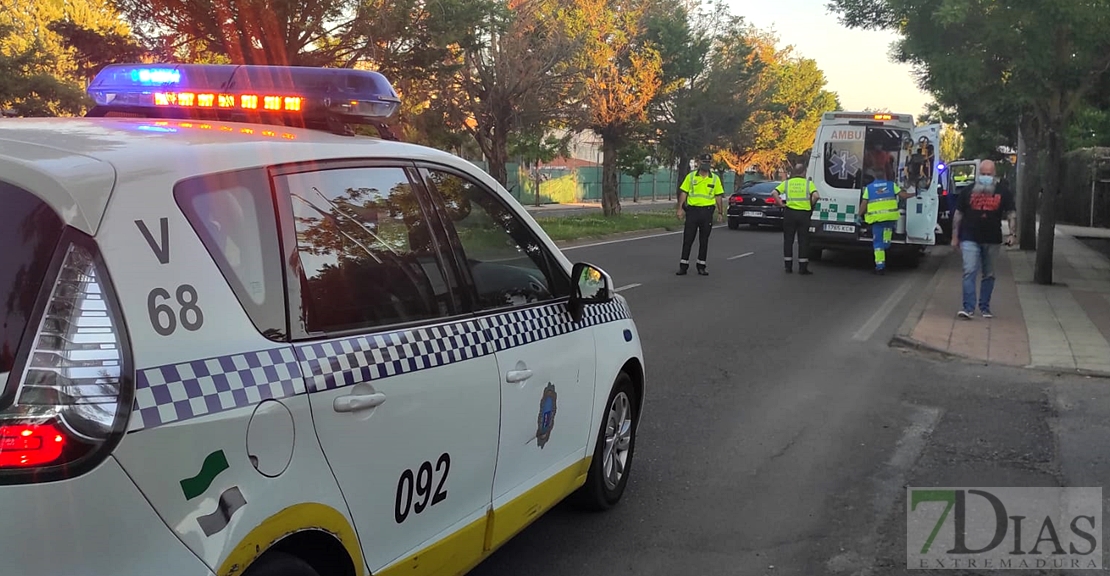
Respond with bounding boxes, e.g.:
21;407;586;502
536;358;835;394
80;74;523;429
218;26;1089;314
809;123;865;236
904;123;942;244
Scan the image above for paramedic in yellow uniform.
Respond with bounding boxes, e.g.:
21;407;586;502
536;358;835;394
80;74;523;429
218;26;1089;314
860;176;914;275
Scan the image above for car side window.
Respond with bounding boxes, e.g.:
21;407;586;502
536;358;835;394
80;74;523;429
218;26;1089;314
421;168;570;310
276;166;458;335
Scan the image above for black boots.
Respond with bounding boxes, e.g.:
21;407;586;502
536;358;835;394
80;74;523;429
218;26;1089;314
799;262;813;275
697;265;708;276
676;263;688;275
785;261;793;274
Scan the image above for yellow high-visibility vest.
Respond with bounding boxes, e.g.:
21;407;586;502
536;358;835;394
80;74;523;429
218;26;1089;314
775;177;815;210
681;171;723;207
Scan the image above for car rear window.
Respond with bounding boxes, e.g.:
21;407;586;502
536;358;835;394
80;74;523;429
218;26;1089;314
745;182;781;196
0;181;65;381
175;168;288;341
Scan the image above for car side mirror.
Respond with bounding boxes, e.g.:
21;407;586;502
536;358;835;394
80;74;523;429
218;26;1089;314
569;262;613;322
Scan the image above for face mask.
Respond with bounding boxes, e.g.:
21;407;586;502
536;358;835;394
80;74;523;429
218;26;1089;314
977;175;995;186
700;163;711;171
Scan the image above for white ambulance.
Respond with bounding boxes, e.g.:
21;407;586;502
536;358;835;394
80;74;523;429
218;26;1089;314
803;111;945;263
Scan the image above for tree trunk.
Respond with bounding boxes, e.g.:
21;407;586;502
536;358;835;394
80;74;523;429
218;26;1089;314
1034;117;1064;285
487;120;511;189
1017;117;1039;251
651;171;657;201
633;176;640;202
486;144;509;189
601;136;621;216
676;156;690;207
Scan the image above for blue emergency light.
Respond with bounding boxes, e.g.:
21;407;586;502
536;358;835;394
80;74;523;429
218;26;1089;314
86;63;402;137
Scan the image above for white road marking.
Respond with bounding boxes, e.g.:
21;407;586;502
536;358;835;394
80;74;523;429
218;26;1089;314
560;225;726;251
614;283;642;292
728;251;755;260
851;278;915;342
826;404;942;575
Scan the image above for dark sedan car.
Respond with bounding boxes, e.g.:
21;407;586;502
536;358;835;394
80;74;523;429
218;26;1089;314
727;180;783;229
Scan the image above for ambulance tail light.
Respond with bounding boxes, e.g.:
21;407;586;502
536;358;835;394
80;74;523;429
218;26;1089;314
0;232;133;483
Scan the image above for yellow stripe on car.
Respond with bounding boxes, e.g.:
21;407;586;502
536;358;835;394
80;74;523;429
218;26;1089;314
218;503;364;576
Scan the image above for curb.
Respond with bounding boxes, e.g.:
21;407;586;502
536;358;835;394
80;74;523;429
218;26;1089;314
892;334;1110;380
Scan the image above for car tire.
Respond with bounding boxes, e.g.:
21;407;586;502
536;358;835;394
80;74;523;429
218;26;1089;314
242;552;321;576
570;371;639;512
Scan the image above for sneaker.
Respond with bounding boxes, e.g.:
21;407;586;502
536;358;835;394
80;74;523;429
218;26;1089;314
958;310;974;319
981;309;993;318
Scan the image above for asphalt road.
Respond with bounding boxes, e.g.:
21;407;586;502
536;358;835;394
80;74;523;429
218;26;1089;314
469;224;1110;576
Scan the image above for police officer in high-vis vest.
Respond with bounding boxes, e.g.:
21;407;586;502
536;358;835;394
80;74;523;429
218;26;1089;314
772;163;819;275
859;176;914;275
675;154;725;276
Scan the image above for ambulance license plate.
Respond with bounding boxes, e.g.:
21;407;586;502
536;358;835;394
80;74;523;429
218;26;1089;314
743;211;763;217
824;224;855;233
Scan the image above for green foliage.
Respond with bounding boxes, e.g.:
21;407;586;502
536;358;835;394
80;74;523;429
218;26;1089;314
720;27;839;174
828;0;1110;282
0;25;88;116
616;138;655;180
0;0;134;115
652;5;761;166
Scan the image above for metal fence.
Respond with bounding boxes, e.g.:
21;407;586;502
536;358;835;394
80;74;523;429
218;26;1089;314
467;160;757;205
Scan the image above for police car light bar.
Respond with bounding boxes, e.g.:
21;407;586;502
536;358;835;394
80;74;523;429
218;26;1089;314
86;63;402;136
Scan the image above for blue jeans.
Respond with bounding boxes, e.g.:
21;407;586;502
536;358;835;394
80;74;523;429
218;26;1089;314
960;241;1000;313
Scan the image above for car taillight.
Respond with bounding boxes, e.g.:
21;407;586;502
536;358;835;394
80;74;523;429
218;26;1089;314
0;234;132;482
765;198;776;204
730;195;742;203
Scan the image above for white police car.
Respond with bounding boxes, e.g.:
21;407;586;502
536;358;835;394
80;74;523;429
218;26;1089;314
0;63;645;576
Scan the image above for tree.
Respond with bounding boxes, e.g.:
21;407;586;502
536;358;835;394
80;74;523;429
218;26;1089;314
112;0;360;65
720;29;839;175
828;0;1110;285
438;0;581;188
616;137;655;202
0;0;134;115
47;21;148;83
0;25;88;116
509;129;572;206
569;0;664;216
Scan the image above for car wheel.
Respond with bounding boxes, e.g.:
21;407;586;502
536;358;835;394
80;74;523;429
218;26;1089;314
242;552;321;576
728;219;740;230
571;372;639;512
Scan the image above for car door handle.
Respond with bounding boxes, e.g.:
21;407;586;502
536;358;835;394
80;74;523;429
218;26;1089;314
333;392;387;413
505;369;533;383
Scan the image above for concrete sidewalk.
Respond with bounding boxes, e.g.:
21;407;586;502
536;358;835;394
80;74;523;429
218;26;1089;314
894;224;1110;377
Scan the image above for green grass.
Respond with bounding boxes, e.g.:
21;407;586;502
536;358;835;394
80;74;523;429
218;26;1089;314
533;210;680;242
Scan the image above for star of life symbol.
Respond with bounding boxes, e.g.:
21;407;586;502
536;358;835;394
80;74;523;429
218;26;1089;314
831;150;861;180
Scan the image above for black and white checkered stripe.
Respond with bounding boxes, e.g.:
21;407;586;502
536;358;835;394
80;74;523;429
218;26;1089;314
128;299;631;432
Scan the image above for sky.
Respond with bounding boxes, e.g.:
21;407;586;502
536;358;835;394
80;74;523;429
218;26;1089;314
730;0;933;118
